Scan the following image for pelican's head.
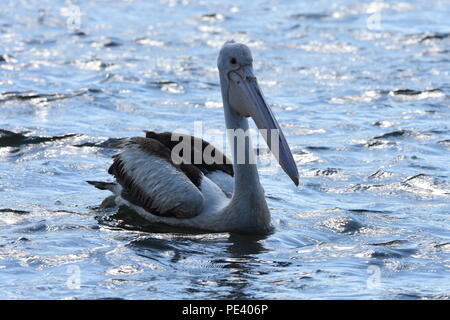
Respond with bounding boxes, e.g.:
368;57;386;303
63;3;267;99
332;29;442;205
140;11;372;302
217;40;253;75
218;41;299;186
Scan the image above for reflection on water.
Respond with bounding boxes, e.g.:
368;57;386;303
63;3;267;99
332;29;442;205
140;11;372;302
0;0;449;299
218;234;269;299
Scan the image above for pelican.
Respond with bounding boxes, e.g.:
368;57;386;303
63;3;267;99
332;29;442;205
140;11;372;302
88;41;299;234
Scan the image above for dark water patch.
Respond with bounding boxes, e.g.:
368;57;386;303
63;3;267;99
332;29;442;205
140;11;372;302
0;91;68;102
426;129;447;135
0;208;30;215
370;240;407;246
15;221;48;233
370;247;417;259
401;293;450;300
127;237;177;250
306;146;331;151
374;130;413;140
87;88;103;94
290;13;329;20
103;40;122;48
0;54;14;63
227;233;269;256
0;129;78;148
402;173;429;183
391;89;422;96
351;183;384;192
315;168;339;176
147;80;184;93
90;38;123;48
289;23;302;30
24;38;56;46
419;32;450;43
200;13;226;22
395;293;422;300
49;209;86;216
0;89;88;103
73;137;124;149
346;208;389;214
72;31;87;37
266;195;282;201
390;88;443;96
368;170;393;179
371;121;392;127
434;242;450;249
364;139;397;148
127;237;206;264
408;163;439;171
151;80;178;87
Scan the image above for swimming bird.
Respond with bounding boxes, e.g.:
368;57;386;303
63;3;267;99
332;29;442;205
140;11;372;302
88;41;299;233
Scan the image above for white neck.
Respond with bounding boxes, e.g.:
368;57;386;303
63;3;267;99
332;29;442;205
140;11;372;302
224;108;259;190
219;76;271;233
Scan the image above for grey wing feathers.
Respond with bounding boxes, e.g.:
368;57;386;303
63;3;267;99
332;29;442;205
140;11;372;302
108;137;205;218
144;131;234;177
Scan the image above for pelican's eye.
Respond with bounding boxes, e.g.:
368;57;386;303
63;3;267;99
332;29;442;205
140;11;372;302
230;57;237;65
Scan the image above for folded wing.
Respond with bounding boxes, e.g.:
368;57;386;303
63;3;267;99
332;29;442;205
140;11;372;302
108;137;205;218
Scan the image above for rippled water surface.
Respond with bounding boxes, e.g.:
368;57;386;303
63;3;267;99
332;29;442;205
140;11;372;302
1;0;449;299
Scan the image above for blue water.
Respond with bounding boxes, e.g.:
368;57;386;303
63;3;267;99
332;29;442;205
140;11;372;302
0;0;449;299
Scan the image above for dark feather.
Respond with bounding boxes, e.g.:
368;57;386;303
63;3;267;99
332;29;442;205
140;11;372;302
145;131;234;177
108;137;204;218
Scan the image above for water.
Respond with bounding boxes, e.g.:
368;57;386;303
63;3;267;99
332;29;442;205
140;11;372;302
0;0;449;299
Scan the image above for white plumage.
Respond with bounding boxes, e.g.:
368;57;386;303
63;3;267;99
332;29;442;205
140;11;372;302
205;171;234;198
